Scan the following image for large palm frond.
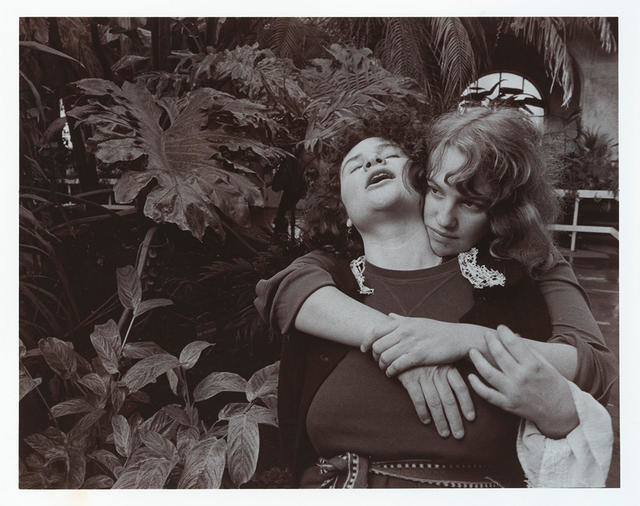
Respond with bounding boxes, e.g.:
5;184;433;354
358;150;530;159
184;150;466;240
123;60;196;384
500;17;616;107
427;17;482;103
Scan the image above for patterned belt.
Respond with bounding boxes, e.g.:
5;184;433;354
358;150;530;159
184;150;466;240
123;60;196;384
312;453;507;488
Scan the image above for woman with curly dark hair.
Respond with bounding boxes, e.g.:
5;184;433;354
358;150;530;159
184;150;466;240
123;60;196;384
255;106;614;488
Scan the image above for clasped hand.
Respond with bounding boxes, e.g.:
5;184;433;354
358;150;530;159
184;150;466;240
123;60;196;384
468;325;579;439
362;313;468;375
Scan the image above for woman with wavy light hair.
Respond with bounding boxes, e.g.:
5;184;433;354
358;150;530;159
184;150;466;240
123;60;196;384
255;106;614;488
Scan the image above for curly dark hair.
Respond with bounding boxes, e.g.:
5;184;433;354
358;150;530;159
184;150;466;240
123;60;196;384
300;107;431;256
426;106;561;276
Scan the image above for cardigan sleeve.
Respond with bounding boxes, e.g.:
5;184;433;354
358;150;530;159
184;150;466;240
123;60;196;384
536;256;617;404
516;380;613;487
254;250;343;335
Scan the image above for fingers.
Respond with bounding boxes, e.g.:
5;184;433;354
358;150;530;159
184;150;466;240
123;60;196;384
467;373;509;409
360;318;400;352
418;374;450;438
468;348;508;392
369;333;401;361
377;342;405;371
433;370;465;439
495;324;534;363
484;330;519;375
446;368;475;421
385;354;420;377
403;377;431;425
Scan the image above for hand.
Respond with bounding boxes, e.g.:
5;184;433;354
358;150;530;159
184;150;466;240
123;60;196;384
468;325;579;439
362;313;476;376
397;365;476;439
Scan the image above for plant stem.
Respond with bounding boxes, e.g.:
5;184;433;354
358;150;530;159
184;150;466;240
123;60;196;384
120;316;136;351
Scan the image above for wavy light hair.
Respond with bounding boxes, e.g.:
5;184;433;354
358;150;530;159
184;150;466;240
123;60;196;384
426;106;560;276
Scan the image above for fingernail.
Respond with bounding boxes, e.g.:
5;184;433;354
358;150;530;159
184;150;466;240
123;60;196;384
453;431;464;439
466;411;476;421
439;429;450;437
421;418;431;425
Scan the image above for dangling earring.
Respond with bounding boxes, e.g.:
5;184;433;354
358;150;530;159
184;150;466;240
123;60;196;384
346;218;353;239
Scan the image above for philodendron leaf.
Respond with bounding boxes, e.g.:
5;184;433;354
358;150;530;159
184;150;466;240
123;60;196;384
19;370;41;400
218;402;250;421
139;429;177;460
226;413;259;486
20;41;86;68
122;341;167;359
178;436;227;489
82;474;114;489
246;360;279;402
50;398;95;418
219;403;277;427
77;373;109;399
111;415;131;458
133;298;173;318
121;353;181;392
247;405;278;427
38;337;77;380
89;320;121;375
137;457;176;489
193;372;247;402
69;81;283;240
68;409;106;442
166;369;179;396
24;431;66;464
89;449;123;479
116;265;142;311
179;341;214;370
67;448;87;488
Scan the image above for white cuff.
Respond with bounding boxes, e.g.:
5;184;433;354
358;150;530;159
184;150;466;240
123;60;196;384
516;380;613;487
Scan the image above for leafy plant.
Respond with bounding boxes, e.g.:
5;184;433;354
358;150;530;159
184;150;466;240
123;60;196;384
20;262;280;489
67;79;290;240
560;129;618;192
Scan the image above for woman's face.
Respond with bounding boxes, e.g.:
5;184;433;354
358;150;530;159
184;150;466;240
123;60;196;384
423;146;490;256
339;137;420;227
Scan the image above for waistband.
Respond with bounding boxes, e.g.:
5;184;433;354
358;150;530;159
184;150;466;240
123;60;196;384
307;453;512;488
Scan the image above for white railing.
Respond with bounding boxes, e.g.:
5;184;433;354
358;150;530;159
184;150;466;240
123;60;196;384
549;189;619;251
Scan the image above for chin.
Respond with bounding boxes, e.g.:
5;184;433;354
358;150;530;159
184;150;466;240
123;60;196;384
429;242;456;257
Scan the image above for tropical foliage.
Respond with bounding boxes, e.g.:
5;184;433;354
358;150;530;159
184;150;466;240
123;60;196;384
18;16;617;489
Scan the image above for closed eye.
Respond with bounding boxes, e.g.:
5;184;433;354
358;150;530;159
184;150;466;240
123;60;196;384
427;184;442;196
462;200;485;211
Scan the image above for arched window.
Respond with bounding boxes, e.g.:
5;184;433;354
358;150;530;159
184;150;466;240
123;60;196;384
460;72;545;128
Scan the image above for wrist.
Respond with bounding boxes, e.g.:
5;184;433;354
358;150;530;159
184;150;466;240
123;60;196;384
534;382;580;439
459;325;488;357
535;406;579;439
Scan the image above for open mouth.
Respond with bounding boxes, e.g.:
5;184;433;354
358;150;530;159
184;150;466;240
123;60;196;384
366;169;395;188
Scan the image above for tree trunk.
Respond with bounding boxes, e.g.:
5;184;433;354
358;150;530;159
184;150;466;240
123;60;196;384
151;18;172;71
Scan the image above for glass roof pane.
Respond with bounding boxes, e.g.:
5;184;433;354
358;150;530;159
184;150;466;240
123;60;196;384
522;80;542;99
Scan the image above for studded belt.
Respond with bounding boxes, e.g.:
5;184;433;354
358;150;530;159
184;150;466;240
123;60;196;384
311;452;508;488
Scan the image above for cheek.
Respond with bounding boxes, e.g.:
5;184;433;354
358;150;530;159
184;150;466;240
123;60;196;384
466;214;490;241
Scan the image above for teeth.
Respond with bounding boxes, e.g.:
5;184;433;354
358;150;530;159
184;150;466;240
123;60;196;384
368;171;393;186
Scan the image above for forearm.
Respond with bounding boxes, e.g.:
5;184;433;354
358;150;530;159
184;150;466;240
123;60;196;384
523;339;578;382
294;286;391;347
444;324;579;380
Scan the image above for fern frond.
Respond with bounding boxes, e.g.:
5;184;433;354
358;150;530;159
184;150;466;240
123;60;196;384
502;17;576;106
428;17;478;102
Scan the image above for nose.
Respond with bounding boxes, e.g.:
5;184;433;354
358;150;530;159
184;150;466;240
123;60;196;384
364;156;384;170
436;200;458;230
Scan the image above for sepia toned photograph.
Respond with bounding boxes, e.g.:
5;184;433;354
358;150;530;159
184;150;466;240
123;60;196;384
15;13;626;496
